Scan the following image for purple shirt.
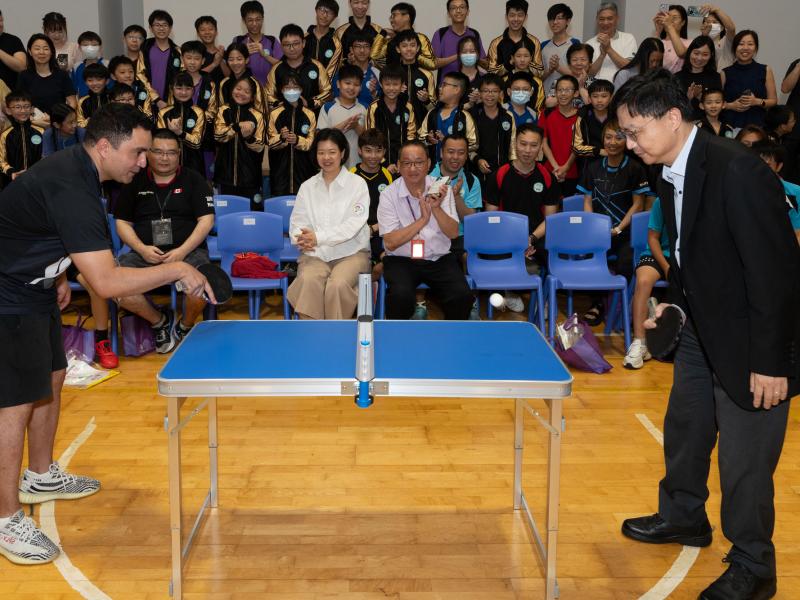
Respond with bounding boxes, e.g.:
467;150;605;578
233;34;284;85
431;26;486;82
149;44;170;99
377;175;458;261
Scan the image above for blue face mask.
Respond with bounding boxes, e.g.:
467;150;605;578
511;90;532;105
283;89;302;103
460;53;478;67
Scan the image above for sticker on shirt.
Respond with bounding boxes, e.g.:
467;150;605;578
30;134;42;145
404;113;409;122
204;90;212;100
263;47;271;56
457;121;464;132
27;256;72;287
301;124;310;134
395;115;401;124
186;118;196;128
533;182;544;193
724;130;734;138
502;121;511;131
308;70;318;80
378;183;387;192
325;49;334;59
447;125;453;134
206;196;214;207
415;78;424;88
139;91;147;101
173;58;181;68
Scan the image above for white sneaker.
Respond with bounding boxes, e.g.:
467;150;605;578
504;293;525;313
623;339;652;370
19;462;101;504
0;510;60;565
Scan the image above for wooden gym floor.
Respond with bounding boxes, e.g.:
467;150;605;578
1;291;798;600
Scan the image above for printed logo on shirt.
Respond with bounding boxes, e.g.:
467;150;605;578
395;115;401;124
206;195;214;207
263;48;271;56
186;118;196;128
301;124;310;134
533;182;544;193
174;188;183;194
139;91;147;100
30;134;42;145
378;183;387;192
27;256;71;287
415;78;424;88
353;203;365;215
447;125;453;134
325;49;334;59
457;122;464;132
502;121;511;131
725;130;734;138
173;58;181;68
404;113;409;122
204;90;212;100
308;70;318;80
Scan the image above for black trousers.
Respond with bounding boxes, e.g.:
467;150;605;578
658;321;790;578
383;254;473;320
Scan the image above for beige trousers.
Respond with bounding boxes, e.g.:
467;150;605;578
287;251;371;320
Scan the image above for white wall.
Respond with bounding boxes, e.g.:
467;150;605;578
1;0;100;45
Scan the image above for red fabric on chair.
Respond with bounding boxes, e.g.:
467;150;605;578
231;252;288;279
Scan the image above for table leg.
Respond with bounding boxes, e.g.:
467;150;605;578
209;398;219;508
513;398;524;510
545;398;563;600
168;397;184;599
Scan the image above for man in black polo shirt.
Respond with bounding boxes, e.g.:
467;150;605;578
0;104;210;566
0;11;26;90
114;129;215;354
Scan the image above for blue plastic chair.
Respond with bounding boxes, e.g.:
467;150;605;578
463;212;545;330
545;212;631;348
207;195;251;261
561;194;585;212
217;212;290;320
263;195;300;263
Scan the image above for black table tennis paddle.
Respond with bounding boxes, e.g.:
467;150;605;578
645;297;686;359
175;263;233;304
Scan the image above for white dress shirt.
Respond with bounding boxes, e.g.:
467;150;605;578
661;125;699;267
289;167;370;262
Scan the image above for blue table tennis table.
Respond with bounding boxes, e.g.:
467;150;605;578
159;319;572;599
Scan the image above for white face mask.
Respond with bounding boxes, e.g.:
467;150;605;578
510;90;531;105
709;23;722;38
81;45;100;60
459;53;478;67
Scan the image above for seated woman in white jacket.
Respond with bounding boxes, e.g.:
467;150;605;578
288;128;372;319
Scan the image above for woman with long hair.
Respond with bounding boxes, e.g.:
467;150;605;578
613;38;664;89
676;36;721;119
16;34;77;128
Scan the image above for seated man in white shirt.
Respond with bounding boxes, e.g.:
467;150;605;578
377;140;473;319
586;2;638;82
287;128;372;319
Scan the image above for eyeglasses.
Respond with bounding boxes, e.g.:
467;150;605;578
556;87;577;94
149;149;180;158
351;43;371;50
151;22;170;29
399;160;427;169
617;117;656;142
283;41;302;49
449;5;468;12
439;81;460;89
316;7;334;15
126;35;144;41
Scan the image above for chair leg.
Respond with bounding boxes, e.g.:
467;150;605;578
109;301;118;355
605;291;618;335
247;291;255;320
548;281;557;343
378;277;386;319
487;293;493;320
566;291;573;318
253;291;262;320
536;286;545;333
622;288;632;350
282;283;290;320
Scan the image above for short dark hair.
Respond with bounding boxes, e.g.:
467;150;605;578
765;105;796;132
348;29;373;47
660;5;688;39
547;3;573;21
316;0;340;16
751;140;787;166
566;42;594;64
516;123;544;140
611;68;693;122
506;70;535;88
181;40;206;57
312;128;350;166
556;74;579;91
172;71;195;88
278;71;302;91
231;76;258;99
148;10;173;27
224;42;250;61
732;29;759;52
77;31;102;45
394;29;419;48
588;78;614;96
109;83;134;101
601;117;621;135
700;87;724;101
337;63;363;83
195;15;217;30
83;62;109;82
442;133;469;150
108;55;135;76
479;73;504;90
84;103;154;148
735;124;767;143
240;0;265;19
5;90;33;105
26;34;58;73
398;139;429;159
391;3;417;26
152;128;180;145
443;71;470;99
280;24;305;42
506;0;529;15
379;64;404;83
358;128;386;149
42;12;67;33
123;24;146;39
447;0;470;8
50;102;76;125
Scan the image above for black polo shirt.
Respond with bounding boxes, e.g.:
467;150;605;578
486;162;559;232
0;32;24;89
114;167;214;251
0;144;110;314
577;156;649;226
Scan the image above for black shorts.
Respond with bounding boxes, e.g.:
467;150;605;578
636;255;666;280
118;247;211;269
0;306;66;409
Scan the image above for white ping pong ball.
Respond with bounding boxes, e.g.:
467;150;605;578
489;293;504;308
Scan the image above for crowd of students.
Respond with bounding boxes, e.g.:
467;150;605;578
0;0;798;370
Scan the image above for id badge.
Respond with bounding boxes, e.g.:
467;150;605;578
151;218;173;247
411;238;425;259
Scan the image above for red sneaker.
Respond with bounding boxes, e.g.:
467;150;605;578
94;340;119;369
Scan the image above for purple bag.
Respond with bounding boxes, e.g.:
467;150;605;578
555;314;613;374
120;312;155;357
62;312;95;362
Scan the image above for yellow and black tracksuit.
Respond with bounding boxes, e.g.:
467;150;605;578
487;28;544;78
157;102;206;176
0;119;45;187
265;58;332;111
217;69;268;119
335;17;383;59
214;102;267;208
76;90;109;128
418;104;478;163
399;62;437;129
304;26;343;81
267;102;316;195
365;94;417;165
370;29;436;71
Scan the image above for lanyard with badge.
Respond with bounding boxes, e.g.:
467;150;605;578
152;187;174;247
406;197;425;259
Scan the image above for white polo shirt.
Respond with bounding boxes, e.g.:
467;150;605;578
587;30;638;82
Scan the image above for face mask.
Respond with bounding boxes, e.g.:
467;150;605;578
460;53;477;67
283;89;302;103
709;23;722;38
510;90;531;105
81;45;100;60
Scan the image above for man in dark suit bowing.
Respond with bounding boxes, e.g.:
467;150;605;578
613;70;800;600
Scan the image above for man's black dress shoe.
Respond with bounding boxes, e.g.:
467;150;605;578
698;559;777;600
621;513;712;546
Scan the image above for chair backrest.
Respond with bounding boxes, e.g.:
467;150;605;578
464;210;528;252
216;212;284;271
561;194;584;212
545;212;613;273
630;211;652;263
213;195;251;218
263;195;297;233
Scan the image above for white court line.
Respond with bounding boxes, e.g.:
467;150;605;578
38;417;112;600
634;413;700;600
